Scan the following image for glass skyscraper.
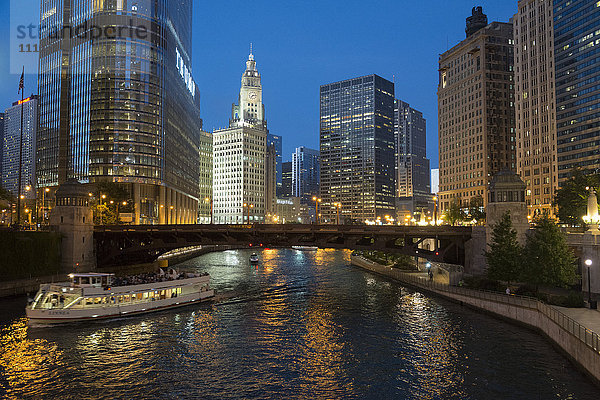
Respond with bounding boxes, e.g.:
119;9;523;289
554;0;600;181
2;96;38;199
267;133;283;196
281;161;292;198
320;75;396;223
37;0;202;224
291;146;320;204
394;99;429;198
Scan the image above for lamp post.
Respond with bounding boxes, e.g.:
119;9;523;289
585;259;593;306
205;197;213;224
243;203;254;224
312;196;321;224
40;187;50;226
433;196;438;226
334;202;341;225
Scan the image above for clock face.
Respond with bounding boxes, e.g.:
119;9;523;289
248;91;257;100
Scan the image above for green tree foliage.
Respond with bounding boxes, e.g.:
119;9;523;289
443;197;466;226
553;167;599;226
522;215;578;290
91;182;133;225
0;184;14;203
468;194;486;225
485;211;523;285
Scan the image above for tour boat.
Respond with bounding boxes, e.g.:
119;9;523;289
249;253;260;264
291;246;319;251
26;270;214;324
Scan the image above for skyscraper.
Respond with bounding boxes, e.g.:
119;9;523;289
291;146;320;203
198;130;213;224
37;0;202;224
0;113;4;183
514;0;558;218
554;0;600;181
2;96;38;199
438;7;516;212
394;99;429;197
267;133;283;196
281;161;292;198
320;75;396;223
213;51;268;224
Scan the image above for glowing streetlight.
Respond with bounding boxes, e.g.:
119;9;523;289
312;196;322;224
204;197;213;224
585;259;593;307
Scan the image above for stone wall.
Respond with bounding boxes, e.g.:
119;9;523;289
351;255;600;386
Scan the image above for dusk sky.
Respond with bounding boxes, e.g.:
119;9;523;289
0;1;518;166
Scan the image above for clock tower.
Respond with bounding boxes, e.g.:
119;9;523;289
230;49;267;129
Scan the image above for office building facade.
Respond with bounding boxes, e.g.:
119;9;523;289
0;113;4;182
37;0;202;224
320;75;396;223
514;0;558;218
2;96;38;199
438;7;516;211
267;133;283;196
554;0;600;181
394;100;430;197
281;161;292;198
291;146;320;203
198;130;213;224
213;52;268;224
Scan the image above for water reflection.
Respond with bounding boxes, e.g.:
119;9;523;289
0;318;65;398
0;249;598;399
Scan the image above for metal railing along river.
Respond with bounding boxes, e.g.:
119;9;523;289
354;256;600;356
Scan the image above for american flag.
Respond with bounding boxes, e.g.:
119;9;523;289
18;67;24;94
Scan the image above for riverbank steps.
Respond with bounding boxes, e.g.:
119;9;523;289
351;255;600;388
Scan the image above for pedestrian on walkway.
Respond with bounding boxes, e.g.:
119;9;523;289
506;287;511;295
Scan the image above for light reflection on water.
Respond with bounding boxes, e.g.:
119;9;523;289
0;248;598;399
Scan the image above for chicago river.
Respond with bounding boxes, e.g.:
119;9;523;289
1;249;598;399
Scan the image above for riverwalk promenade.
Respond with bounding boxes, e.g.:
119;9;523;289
351;255;600;387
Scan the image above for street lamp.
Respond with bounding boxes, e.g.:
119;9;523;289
433;196;438;226
243;203;254;224
205;197;213;224
312;196;322;224
333;202;341;225
585;259;593;306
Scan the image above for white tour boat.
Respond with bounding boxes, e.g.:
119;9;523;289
291;246;319;251
26;269;214;324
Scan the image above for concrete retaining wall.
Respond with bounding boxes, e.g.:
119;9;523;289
351;256;600;386
0;274;68;298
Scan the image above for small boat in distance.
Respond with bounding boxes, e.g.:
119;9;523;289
250;253;260;264
292;246;319;251
26;269;214;324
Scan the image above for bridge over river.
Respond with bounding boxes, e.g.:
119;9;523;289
94;224;473;268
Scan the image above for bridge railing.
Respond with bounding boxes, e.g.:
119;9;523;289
354;256;600;355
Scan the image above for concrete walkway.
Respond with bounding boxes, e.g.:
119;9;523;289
555;306;600;335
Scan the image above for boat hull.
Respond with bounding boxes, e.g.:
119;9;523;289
26;290;214;324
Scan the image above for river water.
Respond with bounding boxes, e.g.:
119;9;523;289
0;248;598;399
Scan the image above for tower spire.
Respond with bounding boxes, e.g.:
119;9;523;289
249;42;254;60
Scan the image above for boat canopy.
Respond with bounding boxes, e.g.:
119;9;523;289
68;273;115;287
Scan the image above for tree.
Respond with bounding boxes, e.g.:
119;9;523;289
468;195;486;225
443;197;466;226
553;167;600;225
522;215;578;291
485;211;523;285
91;182;133;225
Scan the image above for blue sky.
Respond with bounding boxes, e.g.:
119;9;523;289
0;1;519;166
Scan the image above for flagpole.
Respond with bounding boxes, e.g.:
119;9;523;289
16;67;24;230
